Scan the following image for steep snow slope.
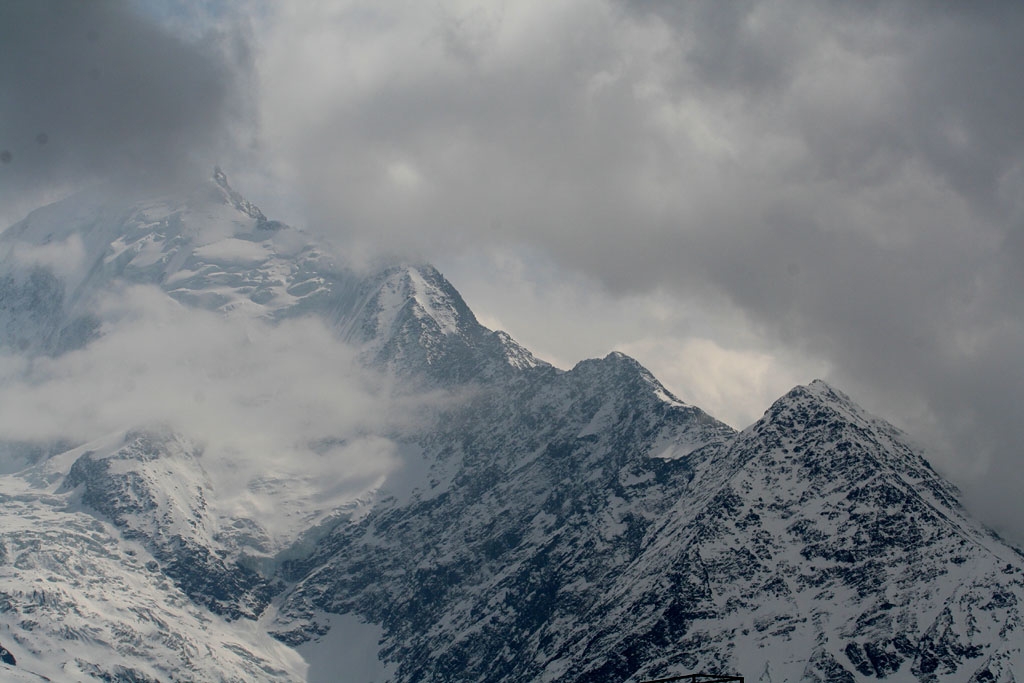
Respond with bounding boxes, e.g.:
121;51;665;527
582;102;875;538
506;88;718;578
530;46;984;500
0;170;554;679
54;429;282;620
579;381;1024;682
0;438;307;682
0;168;539;561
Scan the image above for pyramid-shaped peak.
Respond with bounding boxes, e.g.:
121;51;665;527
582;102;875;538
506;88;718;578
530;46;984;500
367;263;479;338
604;350;640;364
754;378;882;439
776;378;859;411
805;377;849;399
565;350;694;408
743;377;958;497
570;350;647;376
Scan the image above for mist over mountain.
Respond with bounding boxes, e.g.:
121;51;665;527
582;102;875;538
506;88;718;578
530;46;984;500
3;0;1024;554
0;172;1020;682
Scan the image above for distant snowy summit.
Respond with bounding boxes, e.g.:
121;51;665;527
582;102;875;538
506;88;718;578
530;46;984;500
0;170;1021;682
0;169;544;383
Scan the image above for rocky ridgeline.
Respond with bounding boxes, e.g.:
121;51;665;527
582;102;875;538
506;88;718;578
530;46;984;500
269;365;1024;681
0;172;1020;681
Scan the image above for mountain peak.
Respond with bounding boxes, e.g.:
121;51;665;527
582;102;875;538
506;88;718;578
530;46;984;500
785;377;845;400
806;376;837;391
210;166;268;224
803;377;851;402
742;374;970;531
345;262;554;383
764;377;872;430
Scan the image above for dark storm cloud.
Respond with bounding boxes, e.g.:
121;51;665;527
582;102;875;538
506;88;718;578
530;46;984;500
618;0;1024;540
0;0;248;206
257;0;1024;540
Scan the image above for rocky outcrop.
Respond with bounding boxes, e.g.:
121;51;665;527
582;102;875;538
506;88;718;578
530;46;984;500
60;431;282;621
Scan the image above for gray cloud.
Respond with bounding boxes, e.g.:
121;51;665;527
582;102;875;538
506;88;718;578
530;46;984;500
252;1;1024;542
2;0;1018;543
0;0;250;217
626;1;1024;540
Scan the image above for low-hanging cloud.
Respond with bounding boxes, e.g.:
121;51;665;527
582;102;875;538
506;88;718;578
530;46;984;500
0;285;432;536
251;1;1024;542
2;0;1018;543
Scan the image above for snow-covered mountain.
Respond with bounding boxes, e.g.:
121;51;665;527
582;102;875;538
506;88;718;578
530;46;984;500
0;172;1020;682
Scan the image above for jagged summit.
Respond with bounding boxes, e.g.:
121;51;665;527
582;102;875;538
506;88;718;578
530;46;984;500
773;377;868;418
0;169;542;382
212;166;281;228
570;351;693;411
749;377;956;494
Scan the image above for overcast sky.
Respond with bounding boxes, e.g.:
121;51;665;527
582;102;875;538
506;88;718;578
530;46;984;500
1;1;1022;543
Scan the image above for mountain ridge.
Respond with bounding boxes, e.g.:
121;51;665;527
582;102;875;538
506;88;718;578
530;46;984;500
0;171;1019;681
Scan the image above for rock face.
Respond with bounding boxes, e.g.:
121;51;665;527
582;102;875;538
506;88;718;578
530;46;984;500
59;430;282;621
0;171;1021;681
270;372;1024;682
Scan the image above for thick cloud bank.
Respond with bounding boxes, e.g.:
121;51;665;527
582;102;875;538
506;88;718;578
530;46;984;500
0;286;424;527
253;0;1024;541
2;0;1021;543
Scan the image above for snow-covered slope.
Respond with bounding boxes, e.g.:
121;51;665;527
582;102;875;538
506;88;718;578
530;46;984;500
0;442;306;682
0;172;1021;682
270;374;1024;683
577;380;1024;682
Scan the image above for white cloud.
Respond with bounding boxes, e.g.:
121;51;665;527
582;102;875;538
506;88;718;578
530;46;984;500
0;285;437;537
7;233;87;280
